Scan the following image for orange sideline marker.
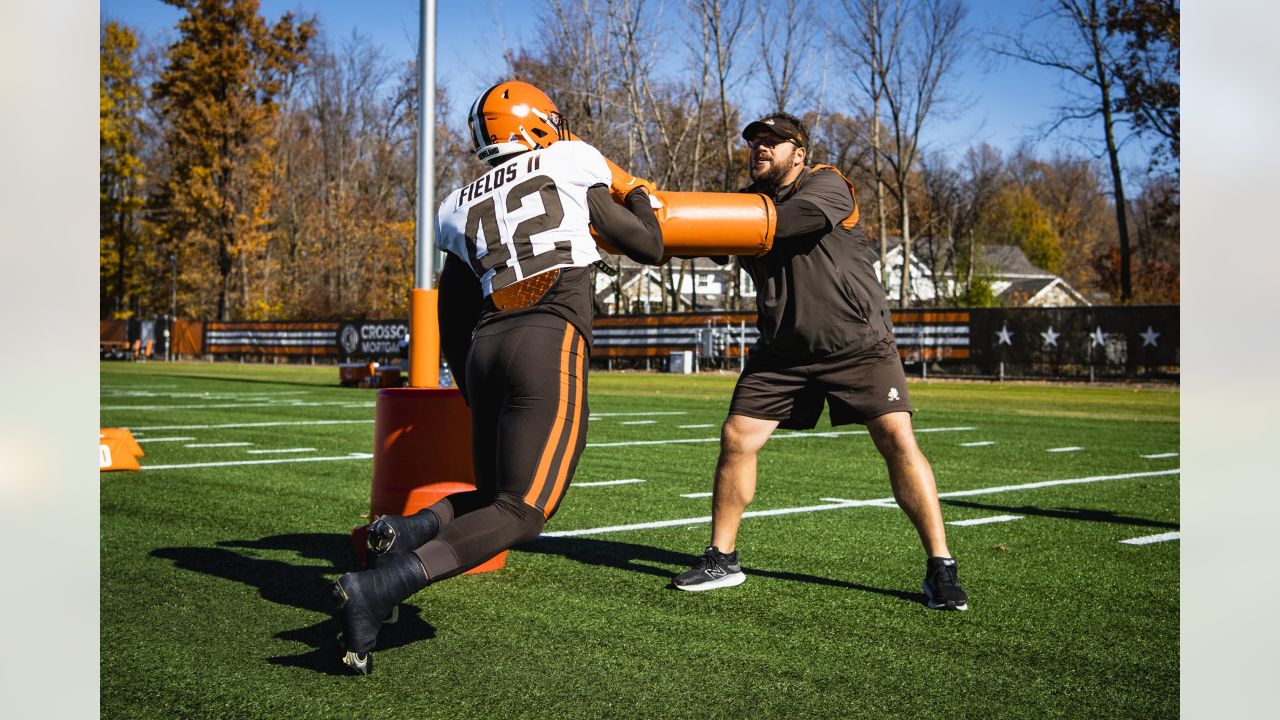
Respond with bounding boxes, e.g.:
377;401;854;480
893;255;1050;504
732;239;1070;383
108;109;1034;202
100;428;144;472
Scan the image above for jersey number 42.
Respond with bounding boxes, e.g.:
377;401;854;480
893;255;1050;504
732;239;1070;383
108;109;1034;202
464;174;574;291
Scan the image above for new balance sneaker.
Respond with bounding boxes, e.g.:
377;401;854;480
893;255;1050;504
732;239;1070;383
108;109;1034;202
332;552;430;674
923;556;969;611
367;509;440;558
673;546;745;591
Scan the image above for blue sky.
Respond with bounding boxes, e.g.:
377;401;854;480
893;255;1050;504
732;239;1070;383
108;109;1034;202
99;0;1156;171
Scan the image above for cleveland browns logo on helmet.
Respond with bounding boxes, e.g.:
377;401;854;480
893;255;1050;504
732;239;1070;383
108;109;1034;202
468;81;566;166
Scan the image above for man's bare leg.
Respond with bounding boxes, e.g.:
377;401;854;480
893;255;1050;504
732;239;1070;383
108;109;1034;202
710;414;779;552
866;411;951;558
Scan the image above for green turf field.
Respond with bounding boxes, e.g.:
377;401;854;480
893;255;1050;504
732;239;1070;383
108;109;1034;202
100;362;1179;719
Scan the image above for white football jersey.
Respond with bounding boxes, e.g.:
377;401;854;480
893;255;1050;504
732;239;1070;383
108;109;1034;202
436;140;610;297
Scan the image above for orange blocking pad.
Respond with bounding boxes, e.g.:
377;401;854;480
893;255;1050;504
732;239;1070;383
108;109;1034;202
349;386;507;573
593;190;776;259
100;428;144;471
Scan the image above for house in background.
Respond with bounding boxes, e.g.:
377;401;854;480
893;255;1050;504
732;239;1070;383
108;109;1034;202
594;256;755;313
876;237;1090;307
593;235;1088;313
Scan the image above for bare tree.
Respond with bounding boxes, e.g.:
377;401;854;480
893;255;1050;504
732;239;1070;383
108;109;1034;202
690;0;754;193
834;0;906;289
874;0;966;308
991;0;1135;301
756;0;819;112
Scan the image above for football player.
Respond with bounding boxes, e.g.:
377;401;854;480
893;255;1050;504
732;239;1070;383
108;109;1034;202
332;80;665;675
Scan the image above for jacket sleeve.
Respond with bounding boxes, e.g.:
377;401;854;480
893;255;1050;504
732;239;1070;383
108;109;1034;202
773;200;832;240
437;252;481;397
586;185;665;265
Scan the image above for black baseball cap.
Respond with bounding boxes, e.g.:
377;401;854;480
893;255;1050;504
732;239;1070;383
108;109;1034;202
742;112;808;149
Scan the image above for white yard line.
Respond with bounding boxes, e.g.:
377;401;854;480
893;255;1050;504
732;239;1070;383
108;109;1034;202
823;497;898;507
1142;452;1179;459
102;400;372;411
246;448;317;455
1047;447;1084;453
103;389;308;398
185;442;254;448
960;441;996;447
1120;531;1180;545
949;515;1024;527
575;479;646;487
679;424;715;429
540;468;1180;538
127;419;375;431
589;412;688;418
620;420;657;425
134;437;196;443
141;453;373;470
585;426;975;449
681;492;713;498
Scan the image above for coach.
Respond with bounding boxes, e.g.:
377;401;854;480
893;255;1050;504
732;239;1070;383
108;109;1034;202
672;112;969;611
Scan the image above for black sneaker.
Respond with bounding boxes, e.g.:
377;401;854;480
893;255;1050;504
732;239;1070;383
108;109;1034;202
332;553;429;674
673;546;745;591
923;557;969;611
367;509;440;558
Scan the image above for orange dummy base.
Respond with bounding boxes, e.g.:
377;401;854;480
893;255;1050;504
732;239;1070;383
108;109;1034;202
351;386;507;573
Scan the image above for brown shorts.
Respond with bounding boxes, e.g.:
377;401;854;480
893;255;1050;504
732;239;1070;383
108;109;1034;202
729;339;912;430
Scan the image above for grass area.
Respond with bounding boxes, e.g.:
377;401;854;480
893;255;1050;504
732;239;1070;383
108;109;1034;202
101;361;1179;719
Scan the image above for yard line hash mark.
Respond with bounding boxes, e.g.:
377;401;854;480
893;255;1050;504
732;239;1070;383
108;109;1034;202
185;442;254;448
1121;531;1180;545
246;448;317;455
589;412;688;418
575;479;646;487
679;424;715;429
540;469;1179;538
1142;452;1179;459
128;419;375;431
141;453;373;470
949;515;1024;526
621;420;657;425
681;492;713;498
134;437;196;443
960;441;995;447
1047;447;1084;453
102;400;376;411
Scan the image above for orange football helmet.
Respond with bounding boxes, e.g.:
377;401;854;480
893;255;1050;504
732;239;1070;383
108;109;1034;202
468;81;566;165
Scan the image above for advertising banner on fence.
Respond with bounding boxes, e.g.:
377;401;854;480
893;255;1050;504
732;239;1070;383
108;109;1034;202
204;322;340;355
337;320;409;358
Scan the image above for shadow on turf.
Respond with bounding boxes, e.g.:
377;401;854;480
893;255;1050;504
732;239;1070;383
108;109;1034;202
518;537;925;605
151;532;436;676
941;499;1179;529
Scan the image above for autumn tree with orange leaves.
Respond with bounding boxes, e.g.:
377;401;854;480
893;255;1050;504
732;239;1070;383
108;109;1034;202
152;0;315;321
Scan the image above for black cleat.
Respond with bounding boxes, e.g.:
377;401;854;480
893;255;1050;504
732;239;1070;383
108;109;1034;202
333;552;430;673
367;509;440;557
673;546;745;592
923;556;969;611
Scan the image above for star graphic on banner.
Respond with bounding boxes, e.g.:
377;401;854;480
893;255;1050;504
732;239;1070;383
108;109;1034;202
996;324;1013;345
1090;327;1105;346
1040;326;1060;348
1140;325;1160;347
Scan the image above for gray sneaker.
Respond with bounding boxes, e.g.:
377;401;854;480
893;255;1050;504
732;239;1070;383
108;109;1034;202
673;546;745;591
